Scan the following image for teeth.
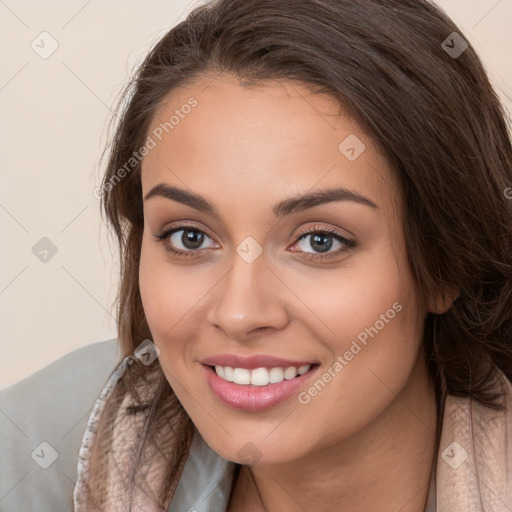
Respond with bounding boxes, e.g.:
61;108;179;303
233;368;251;385
213;364;311;385
224;366;234;382
298;365;310;375
269;367;284;384
251;367;269;386
284;367;297;380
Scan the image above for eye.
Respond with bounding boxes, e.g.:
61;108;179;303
153;222;357;262
289;224;356;261
154;224;217;259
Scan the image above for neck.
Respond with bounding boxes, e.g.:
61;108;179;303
227;356;438;512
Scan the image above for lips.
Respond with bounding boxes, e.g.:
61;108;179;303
200;353;318;369
201;363;320;411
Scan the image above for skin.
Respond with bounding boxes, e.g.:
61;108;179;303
139;74;455;511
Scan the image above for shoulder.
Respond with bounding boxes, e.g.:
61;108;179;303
0;339;120;512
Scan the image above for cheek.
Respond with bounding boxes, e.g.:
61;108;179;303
138;235;212;360
139;237;186;346
335;247;422;368
296;242;423;395
324;258;423;409
285;237;419;348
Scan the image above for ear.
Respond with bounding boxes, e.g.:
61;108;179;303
427;285;460;315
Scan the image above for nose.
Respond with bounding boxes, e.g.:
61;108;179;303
206;250;289;340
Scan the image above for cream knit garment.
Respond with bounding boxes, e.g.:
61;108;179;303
73;355;512;511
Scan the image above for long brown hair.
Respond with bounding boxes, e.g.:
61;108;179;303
93;0;512;507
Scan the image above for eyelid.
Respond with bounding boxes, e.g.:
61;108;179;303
155;220;216;241
293;223;354;243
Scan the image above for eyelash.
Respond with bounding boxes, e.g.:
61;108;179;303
153;223;357;262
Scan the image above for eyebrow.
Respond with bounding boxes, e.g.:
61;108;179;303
143;183;378;218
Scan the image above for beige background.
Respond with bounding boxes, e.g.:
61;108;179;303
1;0;511;390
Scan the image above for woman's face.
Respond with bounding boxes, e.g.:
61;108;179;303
139;73;431;465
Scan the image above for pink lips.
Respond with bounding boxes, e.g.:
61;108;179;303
201;360;320;411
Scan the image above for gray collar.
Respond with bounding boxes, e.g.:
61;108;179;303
168;425;237;511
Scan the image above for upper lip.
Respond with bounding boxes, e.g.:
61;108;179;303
201;354;318;369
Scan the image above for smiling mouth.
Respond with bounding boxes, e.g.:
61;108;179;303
202;363;321;411
205;363;319;386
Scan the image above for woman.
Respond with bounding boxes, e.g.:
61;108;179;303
73;0;512;510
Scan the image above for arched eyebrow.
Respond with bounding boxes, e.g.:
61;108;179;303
143;183;378;219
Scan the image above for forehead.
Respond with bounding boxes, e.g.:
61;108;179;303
141;74;398;215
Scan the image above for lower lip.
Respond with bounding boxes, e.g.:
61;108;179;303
201;364;320;411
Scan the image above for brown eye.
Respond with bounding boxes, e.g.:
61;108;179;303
289;225;357;261
154;225;217;258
